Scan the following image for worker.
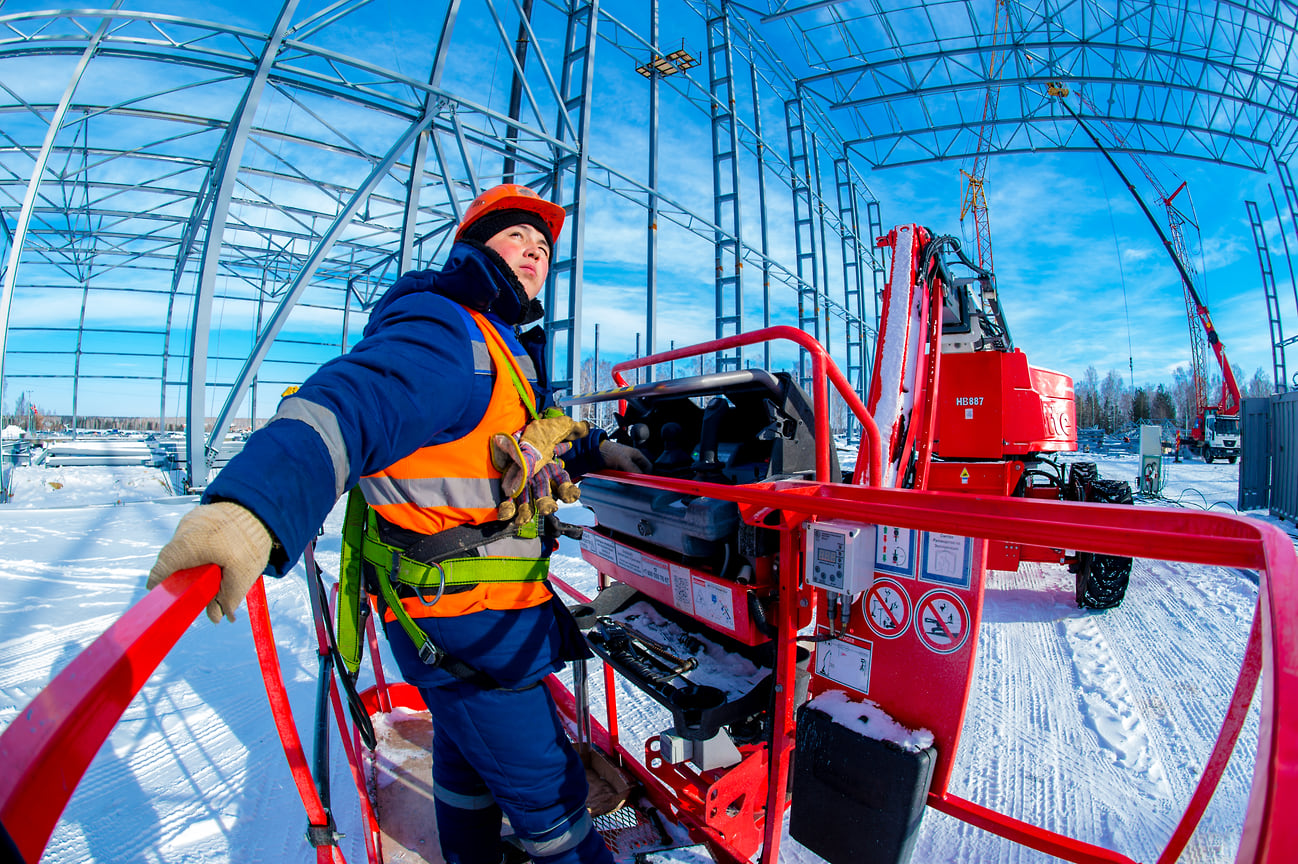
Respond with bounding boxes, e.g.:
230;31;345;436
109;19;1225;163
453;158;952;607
147;183;650;864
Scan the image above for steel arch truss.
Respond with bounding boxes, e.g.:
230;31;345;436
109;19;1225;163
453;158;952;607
8;1;1295;487
762;0;1298;171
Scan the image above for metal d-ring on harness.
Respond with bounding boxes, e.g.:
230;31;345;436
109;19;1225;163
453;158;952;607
396;547;447;608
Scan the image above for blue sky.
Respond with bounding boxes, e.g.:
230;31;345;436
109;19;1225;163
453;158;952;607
864;150;1285;390
1;0;1291;421
568;120;1287;399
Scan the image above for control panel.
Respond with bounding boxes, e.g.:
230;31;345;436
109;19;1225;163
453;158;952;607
805;520;875;596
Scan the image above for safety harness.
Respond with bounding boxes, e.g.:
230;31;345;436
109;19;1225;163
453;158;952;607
334;313;564;691
335;486;550;686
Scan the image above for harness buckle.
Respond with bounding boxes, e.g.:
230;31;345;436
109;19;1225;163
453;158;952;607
417;640;444;667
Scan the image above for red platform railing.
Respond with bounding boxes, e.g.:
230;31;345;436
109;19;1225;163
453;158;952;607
0;486;1293;863
608;325;884;486
554;470;1297;864
1;337;1294;864
0;565;348;864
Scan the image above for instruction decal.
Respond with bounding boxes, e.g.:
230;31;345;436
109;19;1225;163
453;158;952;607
814;632;873;695
863;577;912;639
691;577;735;631
920;532;973;588
613;544;671;587
670;564;694;614
580;532;617;564
874;525;916;577
915;589;970;655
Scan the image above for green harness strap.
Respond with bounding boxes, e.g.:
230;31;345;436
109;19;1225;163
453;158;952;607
336;487;550;674
337;487;369;675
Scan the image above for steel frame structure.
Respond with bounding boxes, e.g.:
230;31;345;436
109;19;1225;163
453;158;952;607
2;2;1297;485
765;0;1298;172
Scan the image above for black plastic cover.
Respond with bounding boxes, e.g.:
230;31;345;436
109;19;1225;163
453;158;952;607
789;703;935;864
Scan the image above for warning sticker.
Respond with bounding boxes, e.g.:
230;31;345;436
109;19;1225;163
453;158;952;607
814;633;873;694
863;577;911;639
920;532;973;588
613;544;670;587
580;531;617;563
670;564;694;614
914;589;970;655
874;525;916;577
691;578;735;631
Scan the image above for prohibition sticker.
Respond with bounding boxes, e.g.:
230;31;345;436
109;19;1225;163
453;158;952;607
915;589;970;655
863;577;911;639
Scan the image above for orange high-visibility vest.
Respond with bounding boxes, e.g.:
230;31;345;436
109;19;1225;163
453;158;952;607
359;306;551;618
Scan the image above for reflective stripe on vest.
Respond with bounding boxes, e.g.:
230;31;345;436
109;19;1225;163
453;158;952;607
359;306;538;539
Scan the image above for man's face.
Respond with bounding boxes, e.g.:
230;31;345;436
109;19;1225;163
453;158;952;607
485;223;550;300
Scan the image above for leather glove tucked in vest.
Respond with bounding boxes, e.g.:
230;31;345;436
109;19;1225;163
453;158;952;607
598;440;652;474
147;502;274;624
490;414;591;501
505;458;581;525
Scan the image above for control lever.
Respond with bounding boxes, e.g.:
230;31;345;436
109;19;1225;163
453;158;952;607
543;513;584;541
757;398;797;440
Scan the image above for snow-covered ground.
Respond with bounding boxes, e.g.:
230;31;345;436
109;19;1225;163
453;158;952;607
0;454;1290;863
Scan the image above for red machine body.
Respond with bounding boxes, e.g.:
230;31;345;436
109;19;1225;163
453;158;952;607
933;350;1076;461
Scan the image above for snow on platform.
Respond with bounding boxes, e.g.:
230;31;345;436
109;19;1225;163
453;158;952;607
6;464;177;508
0;456;1287;863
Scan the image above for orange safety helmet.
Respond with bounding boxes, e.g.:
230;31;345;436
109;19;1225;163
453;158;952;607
454;183;565;246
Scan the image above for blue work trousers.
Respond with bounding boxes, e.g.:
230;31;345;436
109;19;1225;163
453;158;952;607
384;602;610;864
418;680;613;864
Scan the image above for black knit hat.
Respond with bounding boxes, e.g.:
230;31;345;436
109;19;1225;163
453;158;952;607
458;208;554;251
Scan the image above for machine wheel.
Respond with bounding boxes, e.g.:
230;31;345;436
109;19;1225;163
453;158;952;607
1074;552;1133;610
1203;451;1213;464
1069;475;1135;609
1064;462;1098;501
1228;455;1238;464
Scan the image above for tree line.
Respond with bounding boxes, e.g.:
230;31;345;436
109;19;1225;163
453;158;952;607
3;361;1280;438
1075;364;1274;432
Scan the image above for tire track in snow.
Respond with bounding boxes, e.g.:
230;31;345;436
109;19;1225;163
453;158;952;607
1062;614;1171;799
0;614;120;688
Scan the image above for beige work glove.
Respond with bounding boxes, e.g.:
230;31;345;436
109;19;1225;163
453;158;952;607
599;440;652;474
506;458;583;525
147;502;274;624
490;414;591;499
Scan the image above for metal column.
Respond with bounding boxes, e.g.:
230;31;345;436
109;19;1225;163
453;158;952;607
834;156;867;441
645;0;661;384
785;94;819;392
545;0;599;398
707;4;743;372
812;133;832;356
750;66;772;371
185;0;300;487
1246;199;1288;394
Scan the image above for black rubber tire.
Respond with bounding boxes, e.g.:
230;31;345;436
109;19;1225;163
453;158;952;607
1204;451;1213;464
1065;462;1098;502
1228;455;1237;464
1075;552;1133;609
1071;477;1135;610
